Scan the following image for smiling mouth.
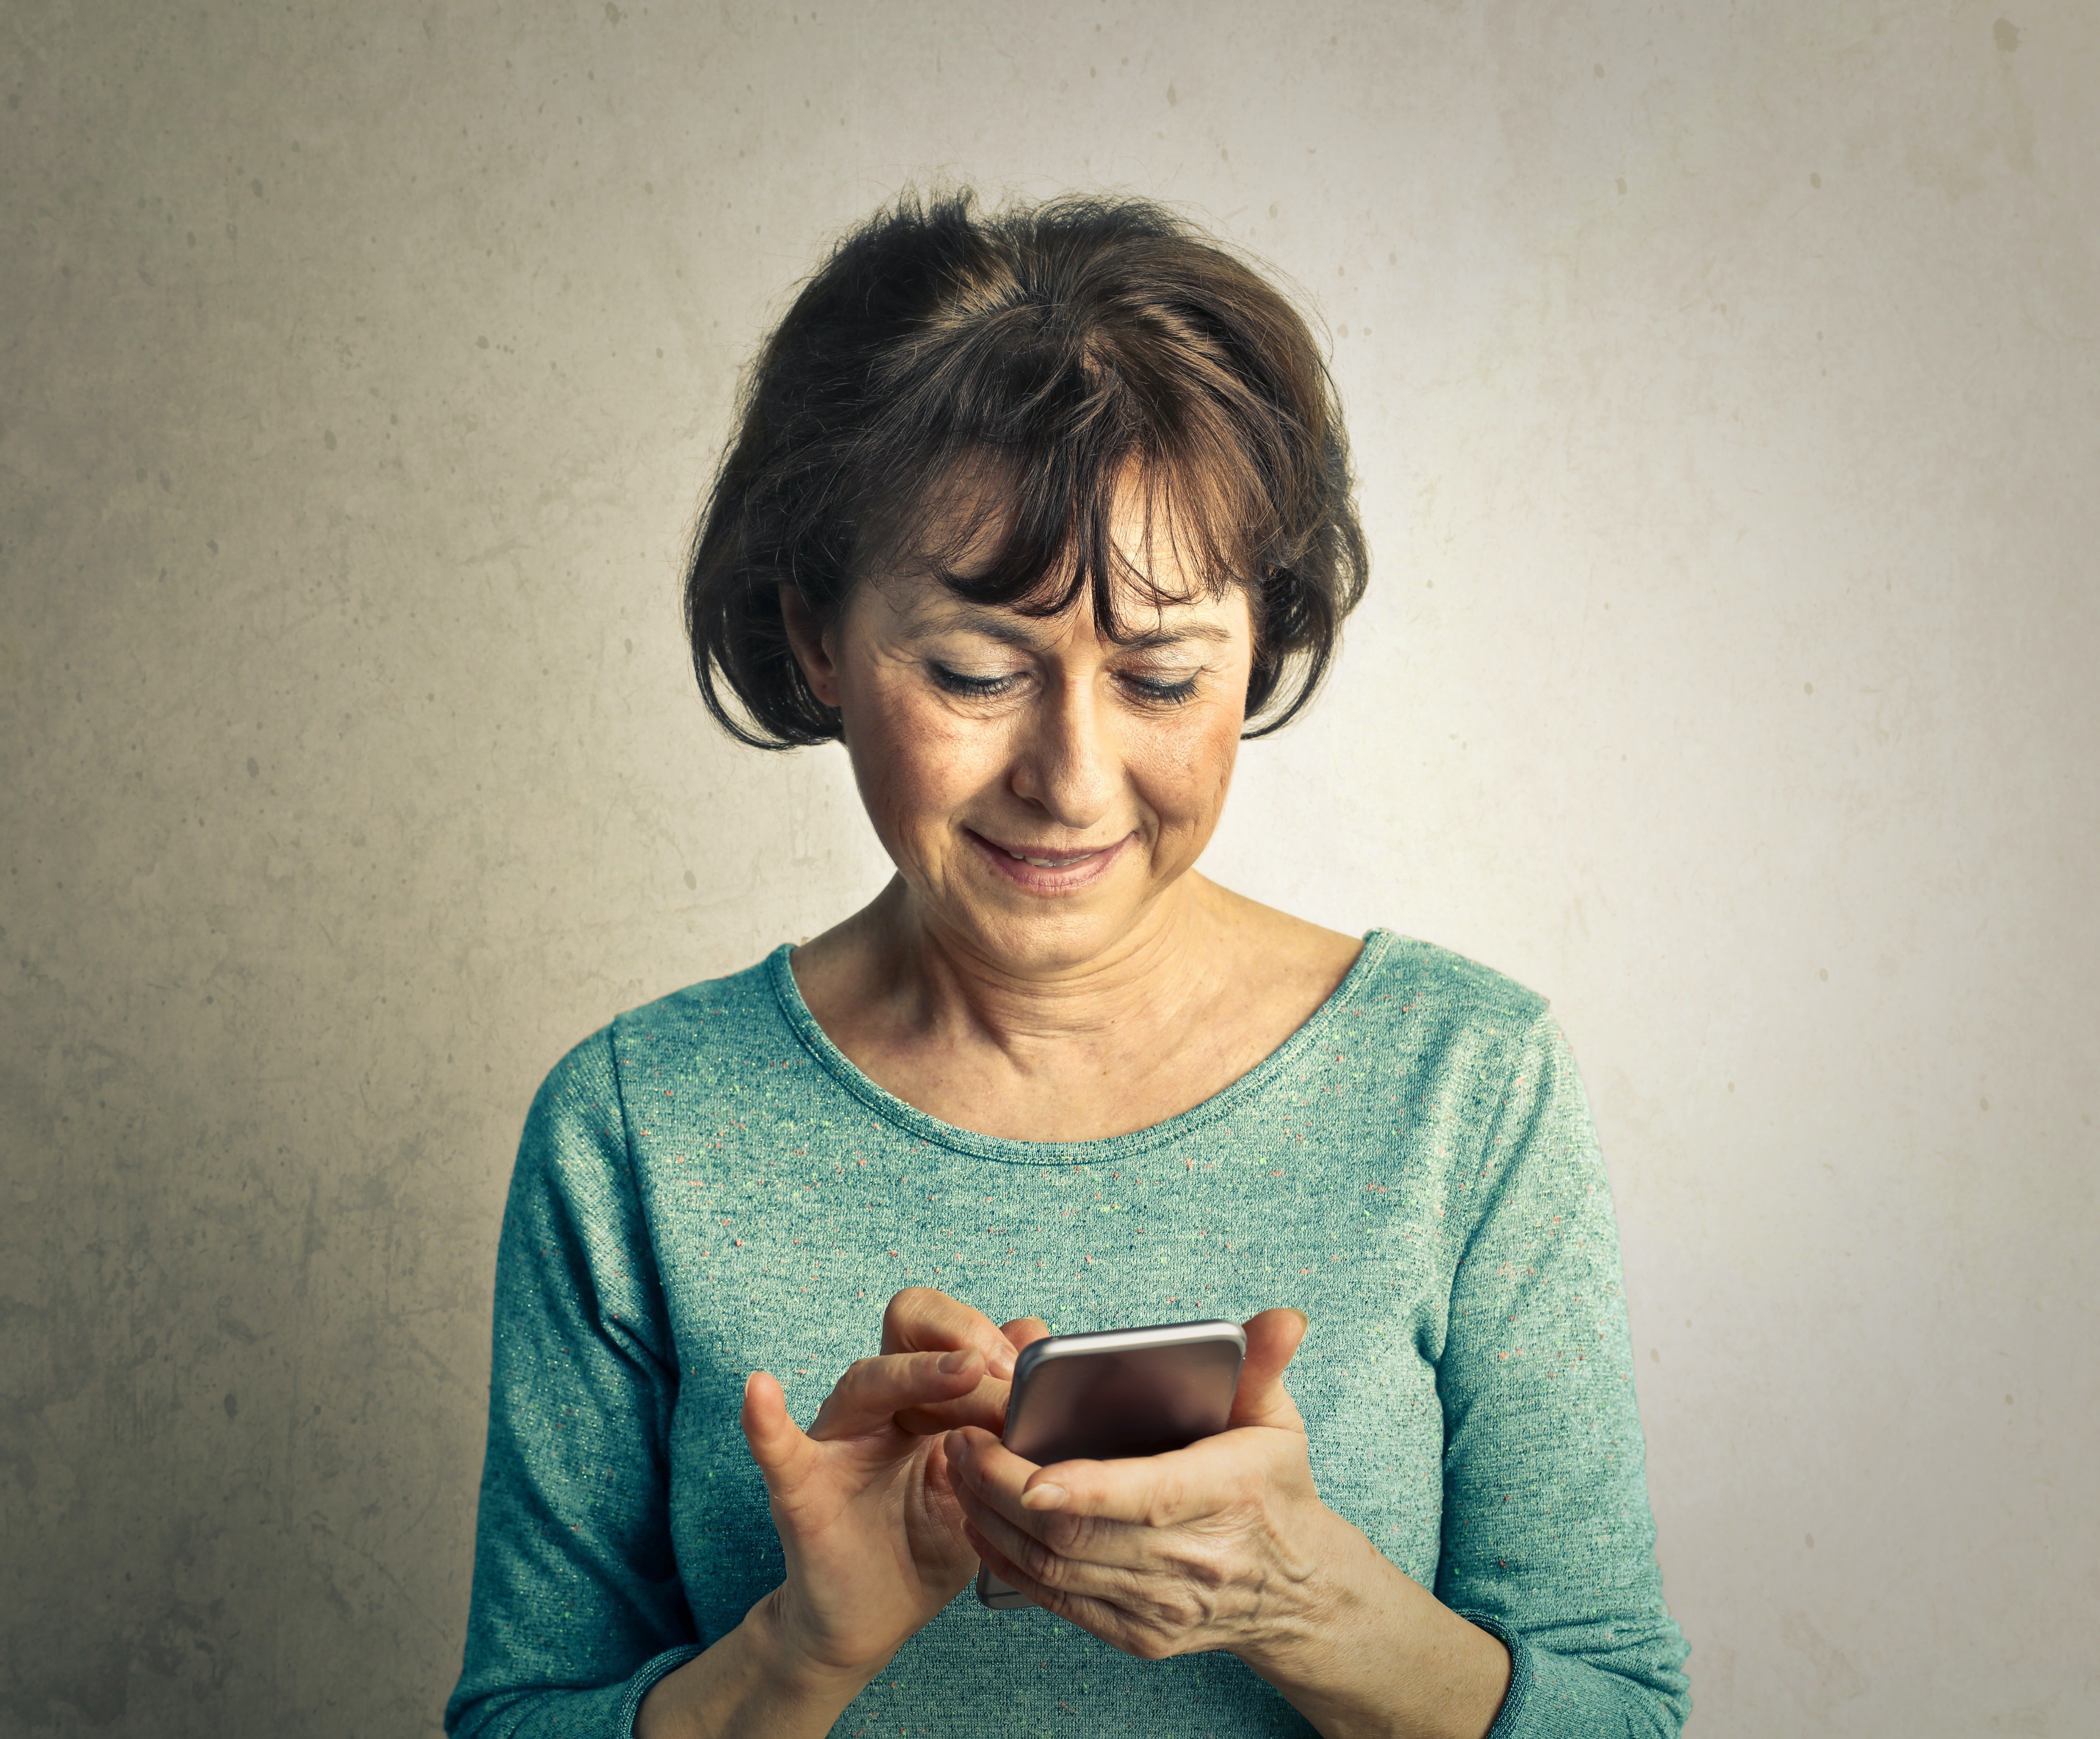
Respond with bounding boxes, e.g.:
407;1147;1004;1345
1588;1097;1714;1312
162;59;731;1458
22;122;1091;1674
1000;845;1101;869
969;830;1124;873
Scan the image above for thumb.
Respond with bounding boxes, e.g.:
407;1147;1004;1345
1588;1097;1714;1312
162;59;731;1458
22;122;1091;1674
1230;1308;1308;1430
741;1370;821;1492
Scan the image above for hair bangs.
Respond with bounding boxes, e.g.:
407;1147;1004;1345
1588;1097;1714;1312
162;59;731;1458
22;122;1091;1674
856;342;1278;644
685;187;1367;748
875;458;1262;633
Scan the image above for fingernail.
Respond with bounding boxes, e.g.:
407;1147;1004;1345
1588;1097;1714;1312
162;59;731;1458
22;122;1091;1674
938;1349;972;1374
1021;1483;1068;1512
989;1345;1016;1378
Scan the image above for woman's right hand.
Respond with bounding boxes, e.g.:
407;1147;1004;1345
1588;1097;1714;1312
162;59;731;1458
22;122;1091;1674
743;1287;1013;1675
637;1289;1045;1738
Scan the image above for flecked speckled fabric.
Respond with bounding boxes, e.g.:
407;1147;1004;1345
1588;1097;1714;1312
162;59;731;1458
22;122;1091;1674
446;929;1690;1737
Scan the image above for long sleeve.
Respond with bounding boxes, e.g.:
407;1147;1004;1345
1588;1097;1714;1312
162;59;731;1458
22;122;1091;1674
1433;1012;1691;1737
445;1031;705;1738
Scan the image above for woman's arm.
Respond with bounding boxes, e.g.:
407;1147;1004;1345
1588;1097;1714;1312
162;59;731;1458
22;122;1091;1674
628;1590;874;1739
445;1032;703;1738
1221;1517;1514;1739
447;1033;1020;1739
1423;1010;1691;1733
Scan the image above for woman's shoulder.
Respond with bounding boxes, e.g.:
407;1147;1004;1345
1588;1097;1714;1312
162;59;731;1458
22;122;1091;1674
1204;885;1549;1048
1342;930;1555;1061
1358;931;1549;1022
528;948;800;1110
612;948;789;1044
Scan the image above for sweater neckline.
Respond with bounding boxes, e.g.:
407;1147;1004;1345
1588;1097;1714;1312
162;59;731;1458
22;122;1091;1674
765;927;1393;1167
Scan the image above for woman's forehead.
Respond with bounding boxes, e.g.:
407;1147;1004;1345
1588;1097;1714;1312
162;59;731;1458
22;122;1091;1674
849;449;1259;653
873;569;1249;647
893;455;1246;575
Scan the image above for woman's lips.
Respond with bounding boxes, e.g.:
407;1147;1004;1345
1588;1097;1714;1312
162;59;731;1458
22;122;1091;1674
965;829;1131;893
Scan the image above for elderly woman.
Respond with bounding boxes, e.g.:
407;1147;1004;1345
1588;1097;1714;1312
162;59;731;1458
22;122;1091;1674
446;193;1689;1739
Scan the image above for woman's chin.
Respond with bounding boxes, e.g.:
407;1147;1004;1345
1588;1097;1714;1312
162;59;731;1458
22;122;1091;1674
938;895;1155;979
886;837;1162;974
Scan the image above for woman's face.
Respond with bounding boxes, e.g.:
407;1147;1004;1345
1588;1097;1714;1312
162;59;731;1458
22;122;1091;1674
786;501;1255;975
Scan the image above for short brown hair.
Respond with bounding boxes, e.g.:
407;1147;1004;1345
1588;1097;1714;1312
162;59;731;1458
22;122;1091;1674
683;189;1368;748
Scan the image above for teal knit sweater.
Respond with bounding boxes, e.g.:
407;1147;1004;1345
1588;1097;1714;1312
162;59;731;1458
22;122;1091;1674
446;930;1690;1737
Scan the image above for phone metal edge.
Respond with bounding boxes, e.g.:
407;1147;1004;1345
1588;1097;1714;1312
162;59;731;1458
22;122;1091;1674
977;1319;1247;1613
1009;1318;1246;1386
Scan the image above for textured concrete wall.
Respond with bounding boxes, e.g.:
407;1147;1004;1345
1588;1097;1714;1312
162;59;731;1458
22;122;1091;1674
4;2;2095;1734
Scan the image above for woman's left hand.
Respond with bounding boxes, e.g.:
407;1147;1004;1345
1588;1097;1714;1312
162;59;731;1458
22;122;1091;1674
946;1307;1339;1662
948;1306;1514;1738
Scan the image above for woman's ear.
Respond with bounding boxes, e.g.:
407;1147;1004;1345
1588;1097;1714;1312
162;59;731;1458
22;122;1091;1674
778;585;843;709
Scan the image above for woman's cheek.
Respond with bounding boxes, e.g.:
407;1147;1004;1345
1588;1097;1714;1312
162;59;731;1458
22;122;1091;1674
852;688;998;847
1136;708;1240;843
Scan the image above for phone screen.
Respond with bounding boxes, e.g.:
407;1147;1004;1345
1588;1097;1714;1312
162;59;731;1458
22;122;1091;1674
976;1319;1245;1609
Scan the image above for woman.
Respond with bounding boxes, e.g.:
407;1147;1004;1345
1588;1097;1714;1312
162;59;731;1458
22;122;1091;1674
446;192;1689;1739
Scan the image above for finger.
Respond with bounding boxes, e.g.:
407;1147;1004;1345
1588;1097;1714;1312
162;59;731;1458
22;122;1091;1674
893;1373;1012;1438
880;1287;1020;1378
989;1428;1271;1531
960;1514;1130;1639
1022;1452;1201;1529
897;1314;1052;1433
1229;1307;1309;1430
961;1516;1057;1616
808;1348;987;1442
740;1371;819;1491
948;1431;1156;1574
945;1427;1172;1564
944;1425;1045;1528
956;1499;1143;1606
999;1315;1053;1352
945;1423;1037;1496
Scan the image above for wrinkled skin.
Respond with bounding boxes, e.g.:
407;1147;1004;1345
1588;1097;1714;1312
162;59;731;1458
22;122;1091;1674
944;1306;1322;1662
736;1288;1050;1675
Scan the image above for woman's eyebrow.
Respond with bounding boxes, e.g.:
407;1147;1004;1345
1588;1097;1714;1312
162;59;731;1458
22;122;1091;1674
917;609;1233;653
917;609;1047;650
1114;622;1234;651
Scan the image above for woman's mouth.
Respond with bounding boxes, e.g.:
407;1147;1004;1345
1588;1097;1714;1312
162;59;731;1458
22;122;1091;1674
1004;848;1095;868
965;829;1131;891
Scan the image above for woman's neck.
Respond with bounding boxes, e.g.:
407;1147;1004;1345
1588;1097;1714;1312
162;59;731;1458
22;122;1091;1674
871;872;1228;1051
789;874;1361;1143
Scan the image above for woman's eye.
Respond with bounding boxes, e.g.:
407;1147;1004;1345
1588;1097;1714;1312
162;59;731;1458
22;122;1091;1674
928;663;1018;698
1123;671;1202;705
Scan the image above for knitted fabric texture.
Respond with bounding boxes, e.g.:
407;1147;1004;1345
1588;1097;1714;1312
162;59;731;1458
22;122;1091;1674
447;930;1690;1737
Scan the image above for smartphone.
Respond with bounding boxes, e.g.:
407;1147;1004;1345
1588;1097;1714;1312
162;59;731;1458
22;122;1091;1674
974;1318;1247;1610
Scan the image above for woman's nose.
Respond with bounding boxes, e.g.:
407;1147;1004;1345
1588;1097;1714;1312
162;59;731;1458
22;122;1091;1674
1008;680;1117;827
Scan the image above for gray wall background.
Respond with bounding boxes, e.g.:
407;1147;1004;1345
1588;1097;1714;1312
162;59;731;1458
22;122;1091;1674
4;2;2095;1734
